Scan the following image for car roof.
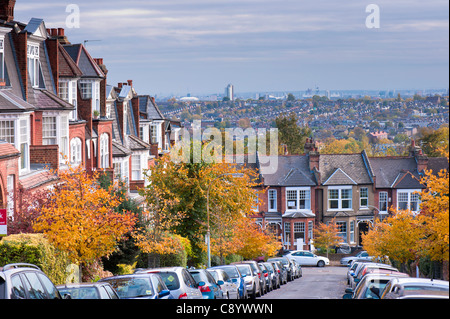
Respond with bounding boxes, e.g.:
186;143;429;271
362;273;410;281
391;277;449;287
57;282;109;289
100;273;156;281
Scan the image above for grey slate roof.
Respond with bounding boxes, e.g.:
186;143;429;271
319;154;372;185
138;95;164;120
112;140;132;158
0;89;35;111
370;157;418;188
259;155;316;186
62;44;105;78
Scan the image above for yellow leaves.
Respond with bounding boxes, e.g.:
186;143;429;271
313;219;342;254
33;165;136;266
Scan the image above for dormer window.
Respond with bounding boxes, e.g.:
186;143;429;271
27;44;40;88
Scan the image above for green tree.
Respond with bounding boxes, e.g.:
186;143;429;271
275;112;311;155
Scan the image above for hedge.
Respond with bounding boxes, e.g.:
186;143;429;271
0;234;71;285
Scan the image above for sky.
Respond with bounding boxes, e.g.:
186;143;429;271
14;0;449;97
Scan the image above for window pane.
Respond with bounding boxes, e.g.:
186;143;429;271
11;275;26;299
329;189;339;199
23;272;46;299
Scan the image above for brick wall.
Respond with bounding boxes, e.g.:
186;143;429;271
30;145;59;171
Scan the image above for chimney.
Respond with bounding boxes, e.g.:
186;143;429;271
127;80;133;87
0;0;16;23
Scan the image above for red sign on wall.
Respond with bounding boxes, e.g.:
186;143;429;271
0;209;7;236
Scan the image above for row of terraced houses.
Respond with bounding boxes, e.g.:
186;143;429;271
251;138;447;250
0;0;181;221
0;1;447;251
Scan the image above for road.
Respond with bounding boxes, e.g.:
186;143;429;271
260;266;348;299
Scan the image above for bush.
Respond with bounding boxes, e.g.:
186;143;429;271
0;234;71;285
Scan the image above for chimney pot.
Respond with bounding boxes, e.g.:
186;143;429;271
127;80;133;87
57;28;64;36
118;83;123;89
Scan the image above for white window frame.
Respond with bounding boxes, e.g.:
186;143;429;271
328;186;353;211
132;154;142;180
59;79;78;120
70;137;82;165
42;116;57;145
286;187;311;212
379;191;388;214
100;133;109;169
0;114;31;174
397;189;421;214
0;37;5;83
336;221;347;243
359;187;369;209
27;43;40;88
268;189;277;212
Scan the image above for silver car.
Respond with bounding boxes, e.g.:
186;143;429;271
135;267;203;299
380;277;449;299
235;263;262;298
208;268;239;299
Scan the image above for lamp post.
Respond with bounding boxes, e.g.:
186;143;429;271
206;173;244;268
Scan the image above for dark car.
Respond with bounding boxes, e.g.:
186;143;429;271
99;273;172;299
57;282;119;299
267;257;294;281
0;263;64;299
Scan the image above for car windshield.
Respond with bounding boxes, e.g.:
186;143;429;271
269;258;288;266
263;263;274;272
106;278;154;298
58;287;99;299
157;272;181;290
221;267;239;278
236;265;252;276
208;270;219;282
189;271;207;284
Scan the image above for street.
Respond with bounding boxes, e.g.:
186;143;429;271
260;267;348;299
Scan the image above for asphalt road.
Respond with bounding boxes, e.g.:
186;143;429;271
260;266;348;299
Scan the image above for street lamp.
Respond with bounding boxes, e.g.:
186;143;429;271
206;173;244;268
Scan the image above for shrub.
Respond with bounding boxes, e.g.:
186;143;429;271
0;234;71;285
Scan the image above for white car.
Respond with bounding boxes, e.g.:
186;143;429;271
286;250;330;267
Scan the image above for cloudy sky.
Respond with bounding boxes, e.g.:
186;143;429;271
15;0;449;96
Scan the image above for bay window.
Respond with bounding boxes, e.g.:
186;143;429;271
397;190;421;213
132;154;141;180
70;138;82;165
100;134;109;168
286;187;311;211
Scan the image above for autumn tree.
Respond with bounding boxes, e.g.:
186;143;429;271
33;165;136;277
138;151;262;265
313;219;342;258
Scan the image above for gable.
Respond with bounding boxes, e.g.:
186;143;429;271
323;168;357;186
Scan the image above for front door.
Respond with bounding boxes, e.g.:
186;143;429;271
358;222;370;246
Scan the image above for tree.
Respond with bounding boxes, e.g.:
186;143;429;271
275;112;311;155
420;126;449;157
33;165;136;277
313;219;342;258
137;152;262;265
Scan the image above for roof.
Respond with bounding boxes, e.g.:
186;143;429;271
370;157;421;188
0;90;35;112
319;153;372;185
138;95;164;120
112;140;132;158
259;155;316;187
62;44;105;78
58;43;83;78
32;89;75;111
19;170;58;190
22;18;45;35
0;141;20;159
128;135;151;151
427;157;448;175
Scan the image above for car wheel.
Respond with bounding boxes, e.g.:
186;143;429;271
317;260;325;267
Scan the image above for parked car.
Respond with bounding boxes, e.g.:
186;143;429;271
379;277;449;299
57;282;119;299
351;263;398;289
188;269;223;299
135;267;202;299
99;273;172;299
234;263;262;298
207;268;239;299
343;272;409;299
0;263;65;299
267;256;295;280
261;262;278;290
235;260;266;295
209;265;247;299
272;261;287;285
285;250;330;267
340;251;373;266
290;259;302;278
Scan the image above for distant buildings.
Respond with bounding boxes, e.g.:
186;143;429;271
225;84;234;101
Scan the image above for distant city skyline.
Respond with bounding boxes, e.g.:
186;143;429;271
15;0;449;96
